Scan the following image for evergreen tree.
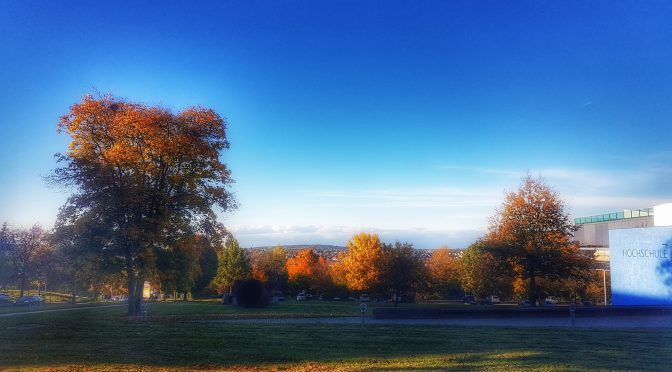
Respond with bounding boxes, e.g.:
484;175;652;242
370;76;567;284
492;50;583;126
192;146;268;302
212;237;251;294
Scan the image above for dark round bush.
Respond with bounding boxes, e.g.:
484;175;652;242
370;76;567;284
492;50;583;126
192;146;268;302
234;279;270;308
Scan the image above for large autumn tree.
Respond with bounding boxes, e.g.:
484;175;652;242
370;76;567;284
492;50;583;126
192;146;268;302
51;94;234;315
485;175;592;306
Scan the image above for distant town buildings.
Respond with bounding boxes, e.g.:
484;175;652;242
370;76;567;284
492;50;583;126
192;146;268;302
247;244;462;263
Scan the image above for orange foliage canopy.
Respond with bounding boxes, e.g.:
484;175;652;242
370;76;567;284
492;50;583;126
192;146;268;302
426;247;459;289
286;248;330;283
57;95;232;207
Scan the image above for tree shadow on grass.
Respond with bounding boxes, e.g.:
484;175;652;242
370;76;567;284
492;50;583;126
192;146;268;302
2;313;672;371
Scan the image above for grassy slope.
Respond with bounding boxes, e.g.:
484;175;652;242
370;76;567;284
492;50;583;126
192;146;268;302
1;301;671;371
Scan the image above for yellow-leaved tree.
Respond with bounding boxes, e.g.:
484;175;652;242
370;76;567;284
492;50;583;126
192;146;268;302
336;233;386;295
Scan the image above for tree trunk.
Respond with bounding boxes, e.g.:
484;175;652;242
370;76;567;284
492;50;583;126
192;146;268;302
127;273;137;316
71;278;77;304
134;276;144;315
19;275;26;298
529;275;537;307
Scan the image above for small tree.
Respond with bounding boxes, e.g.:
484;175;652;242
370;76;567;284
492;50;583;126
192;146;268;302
212;237;250;294
1;223;49;297
425;247;461;299
193;240;219;295
381;241;425;305
286;248;331;295
155;233;202;300
250;246;288;292
459;241;513;299
52;217;124;303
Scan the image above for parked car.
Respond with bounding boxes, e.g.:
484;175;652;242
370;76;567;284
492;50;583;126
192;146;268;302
16;295;43;306
481;295;500;305
518;300;531;306
296;294;306;301
462;295;476;305
544;296;559;305
0;293;11;302
359;294;370;302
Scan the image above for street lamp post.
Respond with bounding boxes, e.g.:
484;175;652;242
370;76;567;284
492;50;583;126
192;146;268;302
595;269;610;306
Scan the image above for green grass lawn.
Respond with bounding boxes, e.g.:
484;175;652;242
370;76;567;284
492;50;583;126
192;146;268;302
1;301;670;371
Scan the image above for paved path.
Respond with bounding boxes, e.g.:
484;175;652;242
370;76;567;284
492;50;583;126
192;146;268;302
0;304;124;317
211;315;672;328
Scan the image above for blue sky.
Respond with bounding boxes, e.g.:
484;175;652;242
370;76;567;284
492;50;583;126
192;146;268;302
1;1;671;248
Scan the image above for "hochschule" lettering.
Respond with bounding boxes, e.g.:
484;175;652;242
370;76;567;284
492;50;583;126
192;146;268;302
622;249;669;259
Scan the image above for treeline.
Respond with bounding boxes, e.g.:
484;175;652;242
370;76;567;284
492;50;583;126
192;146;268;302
0;222;218;301
0;176;607;306
0;224;604;306
211;175;607;305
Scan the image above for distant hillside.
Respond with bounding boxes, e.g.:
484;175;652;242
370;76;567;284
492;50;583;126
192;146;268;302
246;244;464;262
248;244;346;251
247;244;346;262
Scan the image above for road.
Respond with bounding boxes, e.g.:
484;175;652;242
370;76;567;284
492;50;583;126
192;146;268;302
213;314;672;328
0;304;124;317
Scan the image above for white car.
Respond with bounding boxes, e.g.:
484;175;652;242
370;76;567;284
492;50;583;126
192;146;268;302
296;294;306;301
544;296;559;305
